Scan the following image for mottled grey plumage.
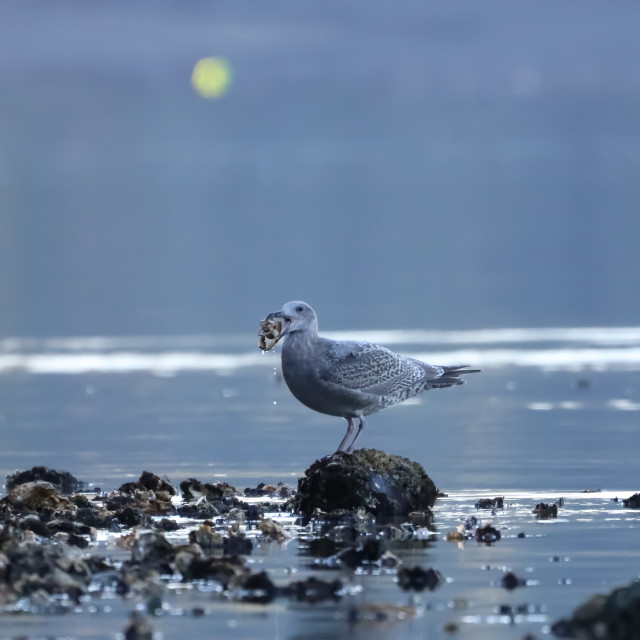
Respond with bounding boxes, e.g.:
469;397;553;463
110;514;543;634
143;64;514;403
265;301;480;454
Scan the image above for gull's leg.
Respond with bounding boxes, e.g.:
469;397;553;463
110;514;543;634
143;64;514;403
335;418;355;454
346;416;366;454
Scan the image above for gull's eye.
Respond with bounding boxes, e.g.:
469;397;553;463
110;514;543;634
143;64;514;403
296;305;304;313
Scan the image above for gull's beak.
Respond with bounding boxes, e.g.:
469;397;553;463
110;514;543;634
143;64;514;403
265;311;293;337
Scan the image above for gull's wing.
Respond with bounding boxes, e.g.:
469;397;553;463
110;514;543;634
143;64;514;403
322;340;444;395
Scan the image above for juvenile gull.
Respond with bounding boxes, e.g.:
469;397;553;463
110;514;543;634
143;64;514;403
264;301;480;454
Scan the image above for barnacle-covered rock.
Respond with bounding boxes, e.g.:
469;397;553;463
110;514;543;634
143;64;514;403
294;449;437;519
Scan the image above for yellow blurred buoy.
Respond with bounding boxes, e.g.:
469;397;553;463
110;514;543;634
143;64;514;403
191;57;231;99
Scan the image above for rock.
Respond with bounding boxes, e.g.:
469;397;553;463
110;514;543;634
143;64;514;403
306;537;340;558
175;552;246;585
176;502;219;520
5;543;92;600
622;492;640;509
257;517;288;543
533;503;558;518
113;506;151;528
188;524;223;551
45;519;94;537
398;566;444;592
231;570;276;604
155;518;179;532
18;515;51;538
242;482;292;499
243;504;264;521
408;510;435;527
347;603;418;623
337;538;386;568
446;529;466;542
294;449;437;518
223;532;253;556
180;478;237;502
138;471;175;496
124;611;153;640
75;506;111;528
501;571;526;590
476;497;504;510
475;524;501;544
281;576;342;603
552;580;640;639
131;531;175;571
6;466;83;494
6;482;69;512
118;471;175;496
244;483;277;497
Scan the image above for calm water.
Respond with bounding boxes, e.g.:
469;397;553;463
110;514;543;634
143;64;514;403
2;327;639;490
1;328;640;639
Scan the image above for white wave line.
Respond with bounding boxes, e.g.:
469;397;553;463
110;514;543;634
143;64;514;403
1;346;640;374
1;326;639;353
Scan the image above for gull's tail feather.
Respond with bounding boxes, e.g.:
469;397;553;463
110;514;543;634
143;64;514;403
429;365;481;389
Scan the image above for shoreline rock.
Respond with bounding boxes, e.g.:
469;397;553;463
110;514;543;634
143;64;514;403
294;449;438;519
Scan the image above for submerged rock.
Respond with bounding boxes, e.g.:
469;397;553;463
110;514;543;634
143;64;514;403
398;566;444;592
347;603;418;623
231;570;277;604
281;576;342;603
294;449;437;518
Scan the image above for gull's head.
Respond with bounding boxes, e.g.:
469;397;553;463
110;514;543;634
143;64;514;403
265;300;318;338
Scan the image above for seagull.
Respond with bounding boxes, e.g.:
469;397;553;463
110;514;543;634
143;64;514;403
264;301;480;454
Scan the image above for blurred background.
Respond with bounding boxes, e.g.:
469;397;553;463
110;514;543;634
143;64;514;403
1;2;639;339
